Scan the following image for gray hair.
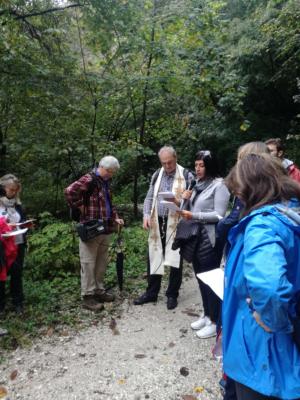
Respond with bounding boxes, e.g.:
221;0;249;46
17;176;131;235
158;146;177;158
0;174;21;203
99;156;120;170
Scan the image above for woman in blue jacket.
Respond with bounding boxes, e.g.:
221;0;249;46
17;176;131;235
222;153;300;400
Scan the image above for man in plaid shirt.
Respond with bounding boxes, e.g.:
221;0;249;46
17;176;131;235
64;156;124;312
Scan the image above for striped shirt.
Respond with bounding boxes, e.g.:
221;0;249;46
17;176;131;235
143;169;193;217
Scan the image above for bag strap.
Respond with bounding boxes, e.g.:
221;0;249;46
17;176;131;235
82;172;102;219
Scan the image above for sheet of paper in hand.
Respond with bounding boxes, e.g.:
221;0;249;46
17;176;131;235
1;228;28;238
14;219;36;227
160;200;180;212
158;191;175;200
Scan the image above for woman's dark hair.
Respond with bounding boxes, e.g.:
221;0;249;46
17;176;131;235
226;153;300;215
195;150;219;178
0;185;5;197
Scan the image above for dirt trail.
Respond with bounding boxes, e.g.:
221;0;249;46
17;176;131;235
0;270;222;400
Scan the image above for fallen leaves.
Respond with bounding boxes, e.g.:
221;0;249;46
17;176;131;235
109;318;120;335
194;386;204;393
134;354;146;359
46;327;54;337
0;386;8;398
181;308;200;317
10;370;18;380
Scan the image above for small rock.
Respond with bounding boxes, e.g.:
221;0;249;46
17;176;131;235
180;367;189;377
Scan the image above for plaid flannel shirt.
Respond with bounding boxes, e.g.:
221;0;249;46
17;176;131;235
64;172;118;224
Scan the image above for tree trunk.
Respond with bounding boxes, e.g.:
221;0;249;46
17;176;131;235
133;1;157;218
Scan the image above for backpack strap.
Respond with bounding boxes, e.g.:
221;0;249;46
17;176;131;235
82;172;100;206
150;169;160;187
81;172;103;219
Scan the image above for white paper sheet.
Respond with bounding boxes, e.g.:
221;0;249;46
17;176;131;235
159;200;180;212
158;191;175;200
12;219;36;227
197;268;224;300
1;228;28;238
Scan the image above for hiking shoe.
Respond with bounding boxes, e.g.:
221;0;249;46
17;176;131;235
196;322;217;339
94;292;115;303
133;293;157;305
82;296;104;312
167;297;178;310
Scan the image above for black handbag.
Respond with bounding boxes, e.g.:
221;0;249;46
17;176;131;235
172;219;201;262
76;219;105;242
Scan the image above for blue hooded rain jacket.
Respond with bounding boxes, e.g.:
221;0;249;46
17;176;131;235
222;204;300;399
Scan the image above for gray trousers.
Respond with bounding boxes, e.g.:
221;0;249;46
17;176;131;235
79;234;111;297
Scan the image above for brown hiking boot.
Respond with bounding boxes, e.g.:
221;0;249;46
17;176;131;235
94;291;115;303
82;296;104;312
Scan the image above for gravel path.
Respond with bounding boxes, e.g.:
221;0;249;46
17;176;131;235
0;268;222;400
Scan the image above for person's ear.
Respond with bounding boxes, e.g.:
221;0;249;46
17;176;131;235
278;150;283;158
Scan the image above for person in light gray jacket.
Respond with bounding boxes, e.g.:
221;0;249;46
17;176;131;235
180;150;230;339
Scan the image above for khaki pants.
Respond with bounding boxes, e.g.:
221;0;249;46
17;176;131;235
79;234;111;297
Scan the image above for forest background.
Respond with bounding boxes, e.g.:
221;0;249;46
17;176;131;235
0;0;299;349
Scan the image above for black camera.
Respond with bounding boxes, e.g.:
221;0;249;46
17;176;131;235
76;219;105;242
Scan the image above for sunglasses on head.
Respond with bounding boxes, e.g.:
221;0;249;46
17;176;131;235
198;150;211;157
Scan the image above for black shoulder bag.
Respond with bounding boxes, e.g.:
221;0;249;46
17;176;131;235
76;176;106;242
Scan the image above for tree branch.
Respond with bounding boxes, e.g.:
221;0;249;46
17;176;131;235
2;3;85;20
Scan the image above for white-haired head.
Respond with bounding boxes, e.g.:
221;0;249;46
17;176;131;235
99;156;120;171
0;173;22;203
158;146;177;174
158;146;177;158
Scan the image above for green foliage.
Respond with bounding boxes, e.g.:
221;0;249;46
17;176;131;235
0;272;81;350
105;223;148;292
26;214;80;280
0;222;148;352
1;0;299;205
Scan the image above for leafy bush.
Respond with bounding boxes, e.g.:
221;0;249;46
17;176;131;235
0;273;82;350
105;223;148;292
0;219;148;352
26;213;79;280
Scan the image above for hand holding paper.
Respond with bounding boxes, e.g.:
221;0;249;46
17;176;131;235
158;191;175;201
160;200;180;212
16;219;35;228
